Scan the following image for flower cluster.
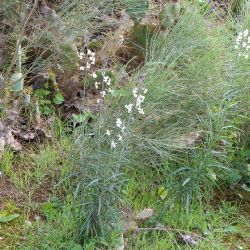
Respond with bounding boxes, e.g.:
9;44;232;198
95;72;113;102
235;29;249;59
106;86;147;149
106;117;126;149
126;87;147;115
79;49;96;71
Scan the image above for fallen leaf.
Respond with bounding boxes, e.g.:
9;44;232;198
5;129;22;151
5;109;18;127
17;131;36;141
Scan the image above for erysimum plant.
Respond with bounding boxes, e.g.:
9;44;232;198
72;63;148;243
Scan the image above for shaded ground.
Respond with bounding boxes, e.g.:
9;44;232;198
0;178;24;209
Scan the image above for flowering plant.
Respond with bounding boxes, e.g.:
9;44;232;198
235;29;249;59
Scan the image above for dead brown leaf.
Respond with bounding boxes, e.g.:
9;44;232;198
4;128;22;151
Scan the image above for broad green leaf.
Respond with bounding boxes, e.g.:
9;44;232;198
35;89;51;98
160;1;181;29
158;186;167;200
53;92;64;105
40;99;52;105
42;105;53;115
10;72;24;92
60;43;79;71
0;213;20;223
72;112;92;123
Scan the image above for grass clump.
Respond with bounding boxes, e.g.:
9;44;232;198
0;1;249;249
67;3;250;247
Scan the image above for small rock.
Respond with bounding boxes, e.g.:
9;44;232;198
179;233;200;246
155;222;165;228
136;208;154;221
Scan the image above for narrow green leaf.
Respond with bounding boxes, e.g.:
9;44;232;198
0;214;20;223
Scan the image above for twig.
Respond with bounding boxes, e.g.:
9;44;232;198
134;227;217;245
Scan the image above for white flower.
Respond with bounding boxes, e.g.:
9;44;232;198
143;88;148;94
237;35;242;42
79;52;84;59
117;134;123;141
103;75;111;85
93;72;97;78
106;130;111;136
35;215;40;220
95;82;100;89
80;66;85;71
116;118;122;128
100;91;106;98
243;42;247;48
86;62;91;69
111;140;117;148
121;126;126;133
243;29;249;37
87;49;92;55
90;56;95;65
133;88;138;98
125;103;133;113
108;88;114;94
245;54;249;59
137;95;145;104
25;220;32;226
138;108;144;115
